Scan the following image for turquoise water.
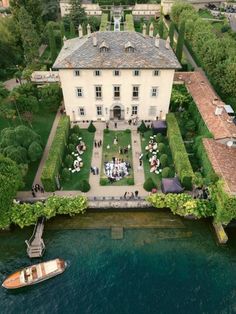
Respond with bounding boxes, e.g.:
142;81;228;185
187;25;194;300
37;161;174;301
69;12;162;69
0;218;236;314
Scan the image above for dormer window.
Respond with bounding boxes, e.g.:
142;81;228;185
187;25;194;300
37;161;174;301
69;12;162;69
125;41;135;52
99;41;109;52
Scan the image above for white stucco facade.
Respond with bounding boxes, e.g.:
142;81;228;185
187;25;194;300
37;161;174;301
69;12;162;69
59;68;175;122
60;1;102;17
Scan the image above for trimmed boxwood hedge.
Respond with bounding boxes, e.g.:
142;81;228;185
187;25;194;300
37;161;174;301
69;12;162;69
166;113;194;190
41;116;70;191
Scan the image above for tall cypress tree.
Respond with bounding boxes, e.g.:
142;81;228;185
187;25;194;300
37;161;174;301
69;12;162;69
48;23;57;62
158;17;164;39
176;20;185;62
169;21;175;48
60;21;65;45
17;7;39;65
70;20;76;38
69;0;86;28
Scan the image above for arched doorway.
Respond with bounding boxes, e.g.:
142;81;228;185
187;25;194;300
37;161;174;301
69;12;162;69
113;105;121;119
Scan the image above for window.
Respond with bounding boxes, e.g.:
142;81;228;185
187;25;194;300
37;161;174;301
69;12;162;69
153;70;160;76
113;70;120;76
132;105;138;115
96;105;103;116
151;87;159;97
95;86;102;99
79;107;85;116
77;87;83;97
94;70;101;76
74;70;80;76
132;86;139;98
113;86;120;99
133;70;140;76
149;106;157;116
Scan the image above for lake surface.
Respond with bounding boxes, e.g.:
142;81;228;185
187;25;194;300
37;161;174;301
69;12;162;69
0;213;236;314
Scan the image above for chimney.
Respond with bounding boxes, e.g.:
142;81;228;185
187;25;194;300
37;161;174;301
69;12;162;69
93;33;97;47
87;24;91;38
78;24;82;38
63;36;67;43
155;34;160;48
149;22;154;37
142;23;146;36
165;37;170;49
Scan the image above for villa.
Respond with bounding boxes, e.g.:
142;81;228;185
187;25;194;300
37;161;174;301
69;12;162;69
53;30;180;122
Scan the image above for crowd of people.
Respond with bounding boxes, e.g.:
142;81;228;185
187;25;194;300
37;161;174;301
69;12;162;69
145;135;161;174
69;137;87;173
31;184;44;197
104;158;131;182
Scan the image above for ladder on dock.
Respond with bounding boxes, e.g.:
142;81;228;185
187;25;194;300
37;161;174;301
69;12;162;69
25;217;45;258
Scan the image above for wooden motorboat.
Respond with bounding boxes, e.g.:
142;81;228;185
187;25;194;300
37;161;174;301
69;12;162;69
2;258;67;289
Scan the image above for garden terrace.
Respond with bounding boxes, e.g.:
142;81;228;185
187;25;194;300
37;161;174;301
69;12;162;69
100;130;134;186
140;129;175;190
60;128;94;191
174;71;236;140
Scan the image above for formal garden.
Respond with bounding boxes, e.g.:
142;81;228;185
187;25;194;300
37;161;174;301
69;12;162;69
100;129;134;186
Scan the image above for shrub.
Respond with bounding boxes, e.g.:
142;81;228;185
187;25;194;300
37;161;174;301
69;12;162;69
185;119;196;132
88;121;96;133
166;113;194;189
160;154;168;167
138;120;147;133
79;179;90;192
125;14;135;31
65;154;73;167
125;129;131;134
104;128;110;134
61;168;71;182
28;141;43;162
72;125;80;134
162;167;171;178
41;116;70;191
99;13;108;31
100;178;107;186
68;143;75;153
3;145;28;164
158;143;166;153
69;133;79;144
143;177;156;192
127;178;134;185
155;133;163;142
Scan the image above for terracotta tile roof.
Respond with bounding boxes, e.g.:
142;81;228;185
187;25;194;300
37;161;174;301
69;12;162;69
174;71;236;140
203;138;236;194
53;31;181;70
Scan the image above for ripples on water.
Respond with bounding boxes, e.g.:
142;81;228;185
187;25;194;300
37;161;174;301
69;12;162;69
0;218;236;314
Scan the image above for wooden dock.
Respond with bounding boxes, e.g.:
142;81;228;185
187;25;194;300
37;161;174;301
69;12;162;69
213;222;228;244
25;217;45;258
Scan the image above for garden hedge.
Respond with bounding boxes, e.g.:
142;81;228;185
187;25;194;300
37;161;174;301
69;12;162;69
125;14;135;32
166;113;194;189
41;116;70;191
99;13;108;32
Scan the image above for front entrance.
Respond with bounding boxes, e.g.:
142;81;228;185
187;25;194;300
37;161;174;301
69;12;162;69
113;105;121;119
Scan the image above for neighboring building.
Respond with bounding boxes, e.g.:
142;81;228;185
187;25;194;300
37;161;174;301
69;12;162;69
60;0;102;17
31;71;60;84
161;0;224;15
53;31;180;122
132;4;161;19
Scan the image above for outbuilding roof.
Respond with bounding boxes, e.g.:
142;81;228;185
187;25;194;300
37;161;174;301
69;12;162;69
53;31;181;70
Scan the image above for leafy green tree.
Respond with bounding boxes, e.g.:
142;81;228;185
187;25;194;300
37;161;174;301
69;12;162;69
0;154;23;228
176;20;185;62
170;2;195;25
14;125;41;148
70;20;76;38
143;177;156;192
60;21;65;44
48;23;57;62
0;83;9;100
158;16;164;39
68;0;86;28
41;0;59;22
169;21;175;47
39;84;62;112
3;145;28;164
87;16;101;32
78;179;90;192
17;7;40;65
28;141;43;162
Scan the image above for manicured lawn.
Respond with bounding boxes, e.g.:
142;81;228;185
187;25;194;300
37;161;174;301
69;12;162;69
140;130;175;189
100;130;134;186
0;105;56;190
61;129;94;190
198;9;213;19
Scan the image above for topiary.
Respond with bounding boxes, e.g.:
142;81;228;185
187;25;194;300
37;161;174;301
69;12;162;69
155;133;163;142
69;133;79;144
127;178;134;185
158;143;166;153
104;128;110;134
65;154;73;167
61;168;71;182
143;177;156;191
125;129;131;133
68;143;75;153
72;125;80;134
162;167;171;178
138;120;147;133
79;179;91;192
88;121;96;133
160;154;168;167
100;178;107;186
